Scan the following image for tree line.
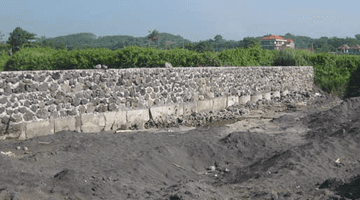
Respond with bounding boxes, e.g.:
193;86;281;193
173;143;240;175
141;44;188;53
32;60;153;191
1;27;360;56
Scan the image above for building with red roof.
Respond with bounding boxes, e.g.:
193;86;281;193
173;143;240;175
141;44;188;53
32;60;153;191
258;34;295;51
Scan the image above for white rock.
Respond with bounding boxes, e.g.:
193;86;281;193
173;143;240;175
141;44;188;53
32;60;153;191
208;166;216;171
94;64;108;69
165;62;173;68
1;151;15;157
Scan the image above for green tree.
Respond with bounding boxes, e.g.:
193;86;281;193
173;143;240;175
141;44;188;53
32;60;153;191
242;37;257;49
58;42;68;50
318;36;329;45
319;43;334;53
244;37;261;49
6;27;40;54
328;36;344;50
284;33;295;40
355;34;360;41
194;41;215;53
0;30;6;43
214;34;224;44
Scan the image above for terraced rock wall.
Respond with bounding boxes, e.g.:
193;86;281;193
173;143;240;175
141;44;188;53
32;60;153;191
0;66;314;140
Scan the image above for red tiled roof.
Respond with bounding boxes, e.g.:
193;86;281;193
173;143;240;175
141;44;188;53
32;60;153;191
259;34;286;40
259;35;294;43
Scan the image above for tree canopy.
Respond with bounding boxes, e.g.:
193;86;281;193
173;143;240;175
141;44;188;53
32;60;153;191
2;27;359;55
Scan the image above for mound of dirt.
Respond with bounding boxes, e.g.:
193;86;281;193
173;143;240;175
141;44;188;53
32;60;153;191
0;88;359;199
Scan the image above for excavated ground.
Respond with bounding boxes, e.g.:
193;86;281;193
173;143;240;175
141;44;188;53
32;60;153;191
0;84;359;200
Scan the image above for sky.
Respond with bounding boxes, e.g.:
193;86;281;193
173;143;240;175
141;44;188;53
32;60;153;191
0;0;359;45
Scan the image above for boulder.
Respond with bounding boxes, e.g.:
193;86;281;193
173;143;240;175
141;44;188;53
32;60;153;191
164;62;173;68
94;64;108;69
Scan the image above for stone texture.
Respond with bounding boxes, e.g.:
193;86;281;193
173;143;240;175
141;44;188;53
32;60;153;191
10;114;22;123
36;108;49;119
25;119;54;139
23;110;34;121
0;66;316;140
1;116;10;124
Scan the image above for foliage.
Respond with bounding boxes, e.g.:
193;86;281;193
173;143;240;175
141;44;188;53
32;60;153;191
355;34;360;41
5;27;41;55
272;48;298;66
181;40;217;54
0;30;5;42
1;27;360;99
3;46;58;71
247;39;262;49
4;28;356;56
344;63;360;98
0;53;10;71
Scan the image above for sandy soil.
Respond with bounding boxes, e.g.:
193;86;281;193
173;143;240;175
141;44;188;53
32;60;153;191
1;86;360;200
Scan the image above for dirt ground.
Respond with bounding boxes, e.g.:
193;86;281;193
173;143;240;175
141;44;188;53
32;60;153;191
1;85;360;200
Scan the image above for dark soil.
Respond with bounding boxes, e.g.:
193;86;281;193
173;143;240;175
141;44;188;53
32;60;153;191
1;84;360;200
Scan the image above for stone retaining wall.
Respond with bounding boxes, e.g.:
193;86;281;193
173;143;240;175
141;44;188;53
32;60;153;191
0;66;314;140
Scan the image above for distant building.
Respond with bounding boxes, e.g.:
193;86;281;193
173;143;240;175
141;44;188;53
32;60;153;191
258;34;295;51
337;44;350;54
337;44;360;55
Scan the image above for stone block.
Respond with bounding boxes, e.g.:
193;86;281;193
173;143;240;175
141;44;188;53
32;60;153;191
81;113;106;133
150;104;183;121
272;91;281;98
213;97;227;111
263;92;271;100
182;102;197;116
239;95;250;105
197;99;213;113
150;106;171;121
102;111;119;131
227;96;238;107
126;109;149;129
0;123;26;140
108;110;127;131
55;116;81;133
25;119;55;139
250;93;262;103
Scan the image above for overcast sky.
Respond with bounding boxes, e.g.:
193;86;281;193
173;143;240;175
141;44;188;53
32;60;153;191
1;0;359;44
